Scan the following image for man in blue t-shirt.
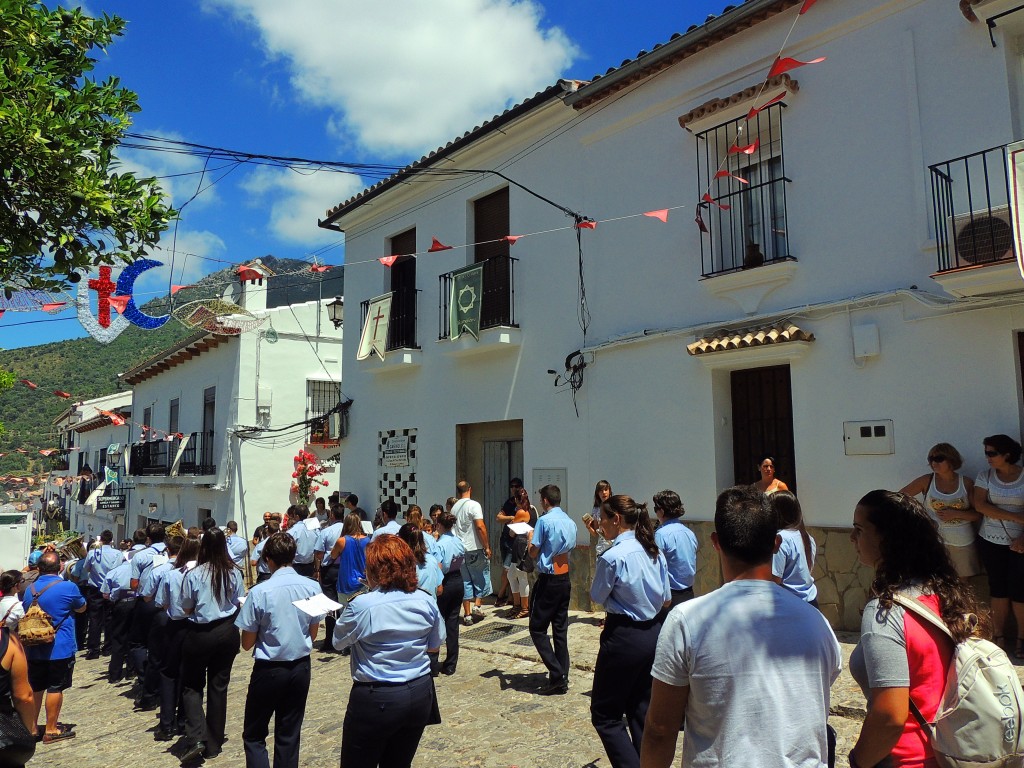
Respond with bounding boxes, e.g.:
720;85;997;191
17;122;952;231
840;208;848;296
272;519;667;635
22;550;86;743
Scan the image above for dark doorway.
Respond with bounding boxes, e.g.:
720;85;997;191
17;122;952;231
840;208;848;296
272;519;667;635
730;365;796;491
389;229;418;349
474;188;512;328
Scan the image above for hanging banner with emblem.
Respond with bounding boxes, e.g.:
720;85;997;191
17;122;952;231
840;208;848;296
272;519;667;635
449;264;484;341
357;292;393;360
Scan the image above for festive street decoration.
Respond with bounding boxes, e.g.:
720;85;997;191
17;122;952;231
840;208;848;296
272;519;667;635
449;264;484;341
0;289;66;312
172;298;266;336
643;209;670;222
502;235;522;245
19;379;37;389
310;264;331;274
747;91;788;120
74;257;172;343
379;255;399;267
290;449;329;506
428;238;453;252
96;409;126;426
576;220;597;229
115;258;170;329
768;55;826;78
171;284;191;295
357;293;393;361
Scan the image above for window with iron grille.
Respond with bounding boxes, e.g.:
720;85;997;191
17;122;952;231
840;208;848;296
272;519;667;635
695;103;792;276
307;380;344;444
169;399;179;436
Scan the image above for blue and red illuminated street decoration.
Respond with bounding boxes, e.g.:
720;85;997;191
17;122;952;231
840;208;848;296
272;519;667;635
75;257;169;343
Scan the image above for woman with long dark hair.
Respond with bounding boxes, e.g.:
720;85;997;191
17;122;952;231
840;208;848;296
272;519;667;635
753;455;789;495
329;513;370;607
433;511;465;676
590;495;670;768
769;491;818;607
506;487;537;620
178;528;244;763
652;490;698;606
848;490;986;768
398;523;442;597
333;536;444;768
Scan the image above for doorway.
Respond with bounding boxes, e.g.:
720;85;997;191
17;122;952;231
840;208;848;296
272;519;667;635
730;365;797;491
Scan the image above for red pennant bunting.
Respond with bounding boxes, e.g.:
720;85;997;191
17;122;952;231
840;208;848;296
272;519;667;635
695;211;709;233
428;237;453;252
97;409;126;427
799;0;818;13
502;235;522;245
702;193;731;211
714;170;750;185
379;255;399;267
175;432;184;440
41;302;67;311
53;390;72;399
39;449;56;457
768;55;826;78
0;310;4;320
19;380;37;390
747;91;788;120
729;138;760;156
310;264;331;274
576;220;597;230
108;295;130;314
643;209;669;223
171;284;191;295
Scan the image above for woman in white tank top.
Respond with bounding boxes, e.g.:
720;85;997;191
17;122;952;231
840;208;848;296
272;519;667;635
899;442;979;579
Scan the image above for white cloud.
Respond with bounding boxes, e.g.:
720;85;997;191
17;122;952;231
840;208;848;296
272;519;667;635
241;167;363;246
203;0;577;157
130;229;228;301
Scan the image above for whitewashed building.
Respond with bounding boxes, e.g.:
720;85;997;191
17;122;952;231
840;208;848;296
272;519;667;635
118;274;344;543
320;0;1024;627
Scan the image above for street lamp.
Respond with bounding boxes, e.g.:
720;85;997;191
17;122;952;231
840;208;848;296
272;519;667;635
325;296;344;329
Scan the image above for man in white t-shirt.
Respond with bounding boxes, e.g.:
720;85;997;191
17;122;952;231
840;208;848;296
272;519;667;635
452;480;490;625
641;485;841;768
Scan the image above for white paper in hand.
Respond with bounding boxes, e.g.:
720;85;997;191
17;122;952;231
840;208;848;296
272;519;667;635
303;517;321;531
360;521;374;535
508;522;534;535
293;592;344;618
152;554;170;567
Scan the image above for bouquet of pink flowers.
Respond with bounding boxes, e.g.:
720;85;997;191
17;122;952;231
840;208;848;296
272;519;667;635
289;449;329;505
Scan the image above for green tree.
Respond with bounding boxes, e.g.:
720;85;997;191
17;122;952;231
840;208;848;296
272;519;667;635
0;2;174;290
0;368;12;437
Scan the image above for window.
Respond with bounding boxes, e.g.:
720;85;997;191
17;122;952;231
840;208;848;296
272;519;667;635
306;380;344;445
473;187;515;328
143;406;153;436
168;398;179;436
695;103;791;276
388;228;418;349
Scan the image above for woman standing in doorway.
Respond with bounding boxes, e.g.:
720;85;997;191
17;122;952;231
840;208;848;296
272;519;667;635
753;456;789;495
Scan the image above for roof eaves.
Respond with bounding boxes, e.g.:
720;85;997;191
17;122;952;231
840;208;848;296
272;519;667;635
119;330;224;386
318;80;582;230
565;0;800;110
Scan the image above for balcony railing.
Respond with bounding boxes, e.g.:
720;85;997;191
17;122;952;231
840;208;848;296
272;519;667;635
930;144;1016;272
128;431;216;477
437;253;519;340
51;450;70;472
359;287;420;353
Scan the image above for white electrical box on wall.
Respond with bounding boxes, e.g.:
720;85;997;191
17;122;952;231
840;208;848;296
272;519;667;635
843;420;895;455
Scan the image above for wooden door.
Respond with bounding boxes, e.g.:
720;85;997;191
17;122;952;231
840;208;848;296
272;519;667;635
730;365;796;491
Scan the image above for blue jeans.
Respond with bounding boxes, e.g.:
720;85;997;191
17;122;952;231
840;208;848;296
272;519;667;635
460;549;488;600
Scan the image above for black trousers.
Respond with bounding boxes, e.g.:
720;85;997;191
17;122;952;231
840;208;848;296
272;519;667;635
529;573;571;683
243;657;311;768
292;562;315;579
159;618;188;733
180;615;239;753
669;588;694;608
143;609;169;700
107;598;135;682
591;612;665;768
128;599;158;678
85;585;110;653
341;675;433;768
320;564;340;644
74;583;88;649
436;572;464;674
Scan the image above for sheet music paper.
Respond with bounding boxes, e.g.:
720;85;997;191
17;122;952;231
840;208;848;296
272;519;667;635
293;592;344;617
508;522;534;535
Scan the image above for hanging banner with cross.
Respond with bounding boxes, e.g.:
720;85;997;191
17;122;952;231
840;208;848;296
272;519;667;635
449;263;484;341
357;292;393;360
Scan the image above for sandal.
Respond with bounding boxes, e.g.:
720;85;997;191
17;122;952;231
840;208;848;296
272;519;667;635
42;724;76;744
514;609;530;620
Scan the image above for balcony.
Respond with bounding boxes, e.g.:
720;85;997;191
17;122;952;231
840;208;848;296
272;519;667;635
929;144;1021;296
128;431;216;477
359;286;420;352
437;253;521;354
51;450;70;472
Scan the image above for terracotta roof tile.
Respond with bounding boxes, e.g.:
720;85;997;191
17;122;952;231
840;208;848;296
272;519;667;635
678;74;798;129
686;321;815;356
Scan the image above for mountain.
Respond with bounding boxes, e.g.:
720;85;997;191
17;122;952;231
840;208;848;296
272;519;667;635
0;257;343;477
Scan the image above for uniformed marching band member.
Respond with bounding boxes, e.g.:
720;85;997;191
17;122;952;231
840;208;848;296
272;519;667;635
285;505;317;578
179;528;244;764
313;504;345;651
126;529;147;560
136;535;180;711
589;495;671;768
432;511;465;677
80;529;124;659
251;518;282;584
152;535;200;742
100;554;135;684
128;523;167;685
224;521;250;568
235;531;324;768
332;535;444;768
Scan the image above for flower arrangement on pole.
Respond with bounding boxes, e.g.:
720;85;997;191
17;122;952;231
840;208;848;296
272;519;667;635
290;449;329;506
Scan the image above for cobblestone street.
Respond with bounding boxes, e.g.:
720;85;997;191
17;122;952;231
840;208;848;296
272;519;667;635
36;609;890;768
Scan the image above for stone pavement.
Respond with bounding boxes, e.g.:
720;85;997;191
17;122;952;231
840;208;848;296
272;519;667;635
37;608;1021;768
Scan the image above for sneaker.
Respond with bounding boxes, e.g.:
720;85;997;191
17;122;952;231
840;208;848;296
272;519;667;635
471;606;485;619
463;615;473;626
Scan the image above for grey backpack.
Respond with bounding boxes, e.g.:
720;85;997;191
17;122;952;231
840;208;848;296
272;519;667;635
893;594;1024;768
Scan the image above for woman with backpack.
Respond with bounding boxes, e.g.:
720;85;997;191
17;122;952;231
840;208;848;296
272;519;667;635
506;487;537;620
848;490;988;768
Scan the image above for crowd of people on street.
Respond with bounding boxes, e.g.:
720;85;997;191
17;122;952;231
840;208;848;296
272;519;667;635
1;433;1022;768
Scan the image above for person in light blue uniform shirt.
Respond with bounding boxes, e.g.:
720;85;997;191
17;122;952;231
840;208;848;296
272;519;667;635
224;521;249;568
589;495;671;768
178;529;244;763
130;523;167;590
125;529;147;560
652;490;699;606
770;491;819;606
432;511;465;676
81;529;125;658
398;524;443;597
136;535;180;710
527;484;578;695
314;506;346;650
372;498;402;540
128;522;167;686
285;505;317;578
152;536;200;742
251;518;281;583
236;532;324;768
101;555;136;682
333;535;444;768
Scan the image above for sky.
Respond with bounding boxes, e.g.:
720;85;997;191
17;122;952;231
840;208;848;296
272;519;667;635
1;0;730;350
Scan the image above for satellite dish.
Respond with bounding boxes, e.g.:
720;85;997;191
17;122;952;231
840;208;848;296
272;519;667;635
222;281;243;306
